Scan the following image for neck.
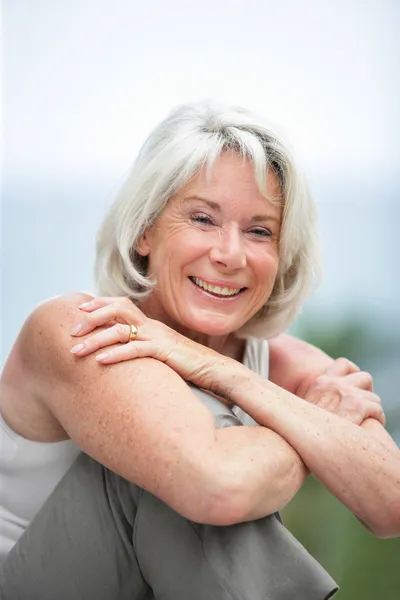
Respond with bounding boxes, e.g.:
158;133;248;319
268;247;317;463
174;327;245;361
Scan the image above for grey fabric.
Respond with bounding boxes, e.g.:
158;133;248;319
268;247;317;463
0;453;152;600
0;387;338;600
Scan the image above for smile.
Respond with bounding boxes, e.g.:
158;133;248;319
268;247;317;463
189;277;245;297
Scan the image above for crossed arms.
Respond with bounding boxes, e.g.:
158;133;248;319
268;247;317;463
1;292;399;536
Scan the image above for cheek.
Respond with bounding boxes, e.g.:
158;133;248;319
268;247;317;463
148;239;186;284
254;251;279;283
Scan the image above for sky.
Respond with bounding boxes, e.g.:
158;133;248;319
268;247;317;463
2;0;400;362
3;0;400;186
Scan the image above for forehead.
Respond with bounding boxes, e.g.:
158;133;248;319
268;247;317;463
175;152;282;217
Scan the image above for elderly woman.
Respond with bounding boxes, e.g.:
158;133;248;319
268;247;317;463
1;101;399;600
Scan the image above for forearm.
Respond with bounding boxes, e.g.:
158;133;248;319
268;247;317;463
360;417;400;452
212;364;400;537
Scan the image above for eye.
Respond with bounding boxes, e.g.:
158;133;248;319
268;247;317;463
248;227;273;238
191;213;214;225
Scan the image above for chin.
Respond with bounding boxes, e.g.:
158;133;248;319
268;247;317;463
184;316;238;337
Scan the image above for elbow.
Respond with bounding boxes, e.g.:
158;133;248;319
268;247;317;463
368;520;400;540
191;453;306;526
189;488;249;527
156;458;249;526
186;468;250;526
362;504;400;539
206;488;250;526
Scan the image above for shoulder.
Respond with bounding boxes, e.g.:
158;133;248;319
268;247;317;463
23;292;94;342
269;333;332;394
269;333;311;365
18;292;95;380
0;292;94;439
22;292;186;405
26;292;94;329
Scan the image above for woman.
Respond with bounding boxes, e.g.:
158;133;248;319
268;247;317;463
1;101;399;599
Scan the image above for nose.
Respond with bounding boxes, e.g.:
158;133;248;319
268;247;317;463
209;226;247;271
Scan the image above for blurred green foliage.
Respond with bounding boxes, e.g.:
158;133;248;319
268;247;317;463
282;311;400;598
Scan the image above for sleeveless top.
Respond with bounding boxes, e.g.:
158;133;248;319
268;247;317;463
0;337;267;561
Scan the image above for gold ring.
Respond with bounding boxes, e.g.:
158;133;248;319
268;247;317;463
128;324;138;342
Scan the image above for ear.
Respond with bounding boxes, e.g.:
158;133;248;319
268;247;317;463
135;229;151;257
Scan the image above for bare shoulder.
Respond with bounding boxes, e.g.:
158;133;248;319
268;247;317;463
0;292;95;440
12;296;223;507
25;292;94;341
269;333;332;394
20;292;204;435
268;333;314;375
269;333;322;358
21;292;94;372
1;296;225;514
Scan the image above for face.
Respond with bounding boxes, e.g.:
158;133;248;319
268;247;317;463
137;152;282;339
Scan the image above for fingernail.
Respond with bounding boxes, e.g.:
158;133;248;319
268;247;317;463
96;353;109;361
79;302;91;309
70;323;82;335
70;344;85;354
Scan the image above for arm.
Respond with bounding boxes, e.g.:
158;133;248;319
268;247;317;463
270;333;399;453
75;301;396;456
64;295;397;533
269;333;333;395
206;360;400;538
9;293;307;525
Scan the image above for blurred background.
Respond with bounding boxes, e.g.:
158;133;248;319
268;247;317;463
2;0;400;596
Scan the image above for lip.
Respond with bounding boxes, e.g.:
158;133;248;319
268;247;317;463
188;277;247;301
189;276;247;290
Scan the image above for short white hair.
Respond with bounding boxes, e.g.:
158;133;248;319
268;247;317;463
95;100;321;339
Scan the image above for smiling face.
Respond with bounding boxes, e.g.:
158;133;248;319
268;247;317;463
137;152;282;341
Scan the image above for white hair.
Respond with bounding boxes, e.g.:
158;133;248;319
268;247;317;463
95;100;321;339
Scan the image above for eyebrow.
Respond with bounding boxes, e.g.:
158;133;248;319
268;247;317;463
185;195;281;225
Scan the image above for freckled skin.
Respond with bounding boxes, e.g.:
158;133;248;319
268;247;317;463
138;152;282;356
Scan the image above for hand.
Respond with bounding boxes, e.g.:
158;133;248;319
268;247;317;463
70;296;230;390
300;358;385;426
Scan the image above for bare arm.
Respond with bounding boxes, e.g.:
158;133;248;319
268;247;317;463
270;333;399;453
8;294;307;525
60;295;397;533
269;333;333;395
207;361;400;538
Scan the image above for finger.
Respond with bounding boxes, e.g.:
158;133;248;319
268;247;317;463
78;297;124;312
72;302;143;337
71;304;124;336
324;357;360;377
368;393;381;404
95;340;158;364
342;371;374;392
343;389;380;403
342;388;381;405
71;323;132;356
365;402;386;426
344;400;385;426
351;390;381;404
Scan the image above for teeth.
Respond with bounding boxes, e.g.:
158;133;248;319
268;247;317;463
192;277;241;297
